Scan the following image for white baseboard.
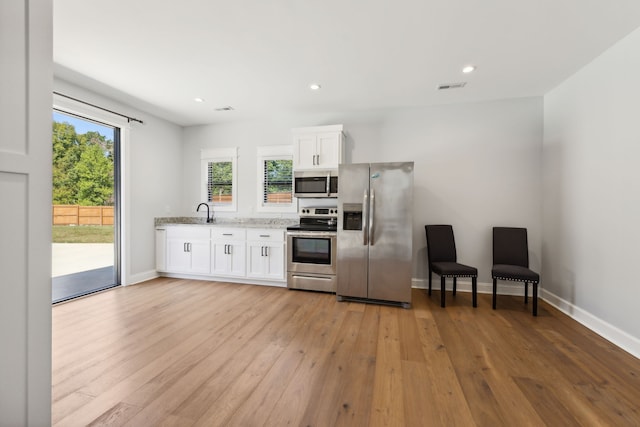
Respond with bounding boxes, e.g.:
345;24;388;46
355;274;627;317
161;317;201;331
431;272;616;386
158;272;287;288
541;288;640;359
126;270;159;286
411;277;640;359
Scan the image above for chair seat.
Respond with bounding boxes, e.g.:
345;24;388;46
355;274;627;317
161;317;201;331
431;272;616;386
432;261;478;277
492;264;539;282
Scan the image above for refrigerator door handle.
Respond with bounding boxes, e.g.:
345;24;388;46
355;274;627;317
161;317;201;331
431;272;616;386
369;188;375;246
363;189;369;245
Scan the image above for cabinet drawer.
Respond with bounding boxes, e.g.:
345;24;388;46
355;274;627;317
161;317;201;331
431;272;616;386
212;228;246;241
167;226;210;240
246;229;284;242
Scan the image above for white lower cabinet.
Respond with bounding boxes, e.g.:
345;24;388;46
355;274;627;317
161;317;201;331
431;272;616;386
158;225;286;284
211;228;246;277
246;229;285;281
165;226;211;274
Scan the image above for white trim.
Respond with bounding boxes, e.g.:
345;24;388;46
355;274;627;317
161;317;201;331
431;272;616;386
541;288;640;359
291;124;343;134
159;272;286;288
53;93;131;128
201;147;238;212
128;269;160;285
256;145;296;213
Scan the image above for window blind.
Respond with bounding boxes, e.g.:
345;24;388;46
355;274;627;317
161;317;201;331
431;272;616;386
263;159;292;204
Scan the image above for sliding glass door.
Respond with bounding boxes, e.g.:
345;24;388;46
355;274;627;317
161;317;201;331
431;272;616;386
52;110;120;303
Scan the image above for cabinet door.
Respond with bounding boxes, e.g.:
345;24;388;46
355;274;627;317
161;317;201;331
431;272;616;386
293;134;318;169
156;229;167;271
316;132;342;169
166;239;191;272
247;242;285;280
227;242;246;277
189;239;211;274
211;241;229;276
264;242;285;280
212;241;245;277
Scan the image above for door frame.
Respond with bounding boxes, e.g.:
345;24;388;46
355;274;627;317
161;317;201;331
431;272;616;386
53;93;131;286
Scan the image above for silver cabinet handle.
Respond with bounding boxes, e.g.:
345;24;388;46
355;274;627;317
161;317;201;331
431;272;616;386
228;244;232;255
259;234;270;238
261;246;264;257
264;246;268;257
188;243;192;252
317;154;320;165
223;233;233;236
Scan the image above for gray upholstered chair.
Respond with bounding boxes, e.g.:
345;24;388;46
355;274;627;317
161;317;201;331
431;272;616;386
425;225;478;308
492;227;540;316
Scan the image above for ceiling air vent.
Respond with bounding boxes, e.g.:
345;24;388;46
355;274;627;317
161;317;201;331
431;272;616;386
214;106;234;111
437;82;467;90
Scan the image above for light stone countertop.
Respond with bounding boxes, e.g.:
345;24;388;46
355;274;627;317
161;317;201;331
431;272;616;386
154;216;298;229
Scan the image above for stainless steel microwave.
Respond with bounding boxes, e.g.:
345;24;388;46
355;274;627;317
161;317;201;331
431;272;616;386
293;170;338;198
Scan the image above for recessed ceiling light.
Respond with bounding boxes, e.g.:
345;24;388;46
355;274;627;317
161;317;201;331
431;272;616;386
194;97;205;103
309;83;321;90
462;65;476;74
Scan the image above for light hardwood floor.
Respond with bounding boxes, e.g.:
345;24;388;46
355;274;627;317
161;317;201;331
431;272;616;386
52;277;640;426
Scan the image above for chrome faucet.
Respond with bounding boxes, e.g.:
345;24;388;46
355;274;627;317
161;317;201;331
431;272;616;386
196;203;213;223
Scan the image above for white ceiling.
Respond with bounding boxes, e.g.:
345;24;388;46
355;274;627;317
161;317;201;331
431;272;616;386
54;0;640;126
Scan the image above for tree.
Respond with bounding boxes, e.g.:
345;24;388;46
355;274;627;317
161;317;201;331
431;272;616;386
74;143;114;206
52;121;114;206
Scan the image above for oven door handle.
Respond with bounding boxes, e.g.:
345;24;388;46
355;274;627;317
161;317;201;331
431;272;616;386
287;231;337;238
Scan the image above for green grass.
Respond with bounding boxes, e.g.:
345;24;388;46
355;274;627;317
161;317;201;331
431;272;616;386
52;225;114;243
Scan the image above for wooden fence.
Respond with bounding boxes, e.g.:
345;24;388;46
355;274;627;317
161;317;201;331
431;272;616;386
53;205;114;226
210;193;292;203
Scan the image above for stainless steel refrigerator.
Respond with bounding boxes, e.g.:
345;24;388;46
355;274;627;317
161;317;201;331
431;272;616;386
336;162;414;308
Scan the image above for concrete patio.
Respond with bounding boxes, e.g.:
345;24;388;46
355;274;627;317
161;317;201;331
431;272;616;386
52;243;116;303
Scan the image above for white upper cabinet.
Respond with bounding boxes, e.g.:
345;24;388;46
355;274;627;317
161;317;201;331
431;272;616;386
292;125;344;170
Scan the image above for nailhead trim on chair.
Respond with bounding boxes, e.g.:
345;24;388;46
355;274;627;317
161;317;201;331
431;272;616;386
493;276;538;284
441;274;477;278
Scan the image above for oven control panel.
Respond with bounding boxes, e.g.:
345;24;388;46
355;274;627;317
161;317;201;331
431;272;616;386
299;207;338;217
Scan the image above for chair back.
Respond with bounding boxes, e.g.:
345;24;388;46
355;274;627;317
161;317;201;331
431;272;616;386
493;227;529;267
425;225;457;263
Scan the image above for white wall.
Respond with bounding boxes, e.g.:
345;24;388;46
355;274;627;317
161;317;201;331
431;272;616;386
0;0;52;425
182;98;543;283
53;79;184;285
543;27;640;351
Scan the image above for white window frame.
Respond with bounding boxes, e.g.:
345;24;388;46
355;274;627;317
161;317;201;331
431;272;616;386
201;147;238;212
256;145;296;213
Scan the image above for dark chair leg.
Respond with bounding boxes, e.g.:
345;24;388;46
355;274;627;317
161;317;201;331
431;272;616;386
428;270;432;296
524;281;528;304
453;277;457;296
533;282;538;316
472;276;477;308
441;276;446;308
492;278;497;309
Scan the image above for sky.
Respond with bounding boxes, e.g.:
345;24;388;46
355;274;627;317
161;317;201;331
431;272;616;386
53;111;114;139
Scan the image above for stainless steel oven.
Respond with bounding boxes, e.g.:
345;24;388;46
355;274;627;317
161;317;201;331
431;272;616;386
286;207;338;293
